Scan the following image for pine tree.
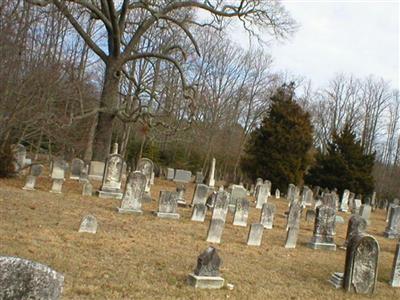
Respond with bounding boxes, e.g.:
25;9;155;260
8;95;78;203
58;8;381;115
305;123;375;196
241;83;314;192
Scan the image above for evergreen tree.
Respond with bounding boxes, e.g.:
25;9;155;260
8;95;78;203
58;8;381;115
305;123;375;196
241;83;314;192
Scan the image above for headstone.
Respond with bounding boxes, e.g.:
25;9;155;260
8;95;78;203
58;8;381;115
78;214;97;233
206;191;217;208
264;180;272;197
79;164;89;183
287;183;296;202
335;215;345;224
51;159;67;179
229;185;247;213
12;144;27;172
233;198;249;227
322;193;337;210
211;191;230;222
247;224;264;246
155;191;180;219
208;158;216;187
118;171;146;214
249;184;255;195
343;234;379;294
206;219;225;244
70;158;84;180
255;183;269;209
23;175;37;191
195;172;204;184
136;158;154;201
348;192;356;211
191;203;207;222
308;205;336;251
340;189;350;212
175;184;187;206
352;199;362;214
0;256;64;299
50;179;64;194
99;154;124;199
359;204;372;225
187;247;224;289
82;181;93;196
111;142;118;154
30;164;43;177
174;169;192;183
88;161;105;181
305;209;316;222
191;184;209;206
302;186;313;206
390;241;400;287
370;191;377;210
275;189;280;199
386;203;397;222
166;168;174;180
343;215;367;248
285;202;302;248
384;206;400;239
253;178;263;196
260;203;275;229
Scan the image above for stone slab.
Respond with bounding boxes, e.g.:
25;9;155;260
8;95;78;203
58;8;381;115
154;212;180;219
98;190;123;199
187;273;224;289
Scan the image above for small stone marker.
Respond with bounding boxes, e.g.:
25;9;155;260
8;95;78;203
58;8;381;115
260;203;276;229
329;272;344;289
390;241;400;287
136;158;154;201
229;185;247;213
51;159;67;179
166;168;174;180
187;247;224;289
359;204;372;225
79;164;89;183
118;171;146;214
155;191;180;219
233;198;249;227
255;183;269;209
285;202;302;248
191;184;209;206
384;205;400;239
70;158;84;180
247;224;264;246
78;214;97;233
88;160;105;181
305;209;316;222
23;175;37;191
207;158;216;187
287;183;296;202
343;234;379;294
50;179;64;194
99;154;124;199
195;171;204;184
174;169;192;183
340;189;350;212
0;256;64;300
175;184;187;206
253;178;263;196
302;186;313;206
275;189;280;199
352;199;362;214
82;181;93;196
211;191;230;222
191;203;207;222
343;214;367;248
308;205;336;251
206;219;225;244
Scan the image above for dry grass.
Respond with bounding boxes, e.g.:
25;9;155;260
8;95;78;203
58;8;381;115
0;175;399;300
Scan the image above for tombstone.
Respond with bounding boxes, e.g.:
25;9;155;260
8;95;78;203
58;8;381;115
70;158;84;180
98;154;124;199
247;224;264;246
118;171;146;214
12;144;27;172
191;184;209;206
285;202;302;248
211;191;230;222
155;191;180;219
322;193;337;210
370;191;377;210
264;180;272;197
343;215;367;248
206;219;225;244
51;159;67;180
348;192;356;211
255;183;269;209
79;164;89;183
50;179;64;194
174;184;187;206
253;178;263;196
332;190;340;210
88;161;105;181
187;247;224;289
22;175;37;191
166;168;174;180
195;172;204;184
82;181;93;196
384;206;400;239
275;189;280;199
302;186;313;206
206;191;217;208
352;199;362;214
191;203;207;222
308;205;336;251
260;203;276;229
390;241;400;287
335;215;345;224
136;158;154;201
249;184;255;195
340;189;350;212
305;209;316;222
111;142;119;154
343;234;379;294
174;169;192;183
359;204;372;225
287;183;296;202
329;272;344;289
78;214;97;233
386;202;399;222
0;256;64;300
232;198;249;227
207;158;216;187
229;185;247;213
314;199;322;209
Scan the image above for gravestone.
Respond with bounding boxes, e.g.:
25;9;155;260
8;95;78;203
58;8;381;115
335;215;345;224
386;200;399;222
191;203;207;222
329;272;344;289
253;178;263;196
352;199;362;214
22;164;43;191
0;256;64;300
175;184;187;206
308;205;337;250
99;154;124;199
155;191;180;219
136;158;154;201
322;193;337;210
343;214;367;248
229;185;247;213
78;215;97;233
191;184;209;206
359;204;372;225
390;241;400;287
82;182;93;196
264;180;272;197
232;198;249;227
285;202;302;248
384;206;400;239
275;189;280;199
340;189;350;212
249;184;255;195
207;158;216;187
343;234;379;294
305;209;316;222
50;179;64;194
348;192;356;211
247;224;264;246
206;219;225;244
166;168;174;180
287;183;296;202
70;158;84;180
118;171;146;214
302;186;313;206
255;183;269;209
79;164;89;183
187;247;224;289
31;164;43;177
51;159;67;180
195;172;204;184
211;191;230;222
88;161;105;181
260;203;275;229
206;191;217;208
174;169;192;183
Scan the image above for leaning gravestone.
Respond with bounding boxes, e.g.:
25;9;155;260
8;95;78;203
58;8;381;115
390;241;400;287
260;203;276;229
285;201;302;248
78;214;97;234
343;215;367;248
233;198;249;227
211;191;230;222
308;204;337;251
255;183;269;209
88;161;105;181
206;219;225;244
99;153;124;199
191;203;207;222
0;256;64;300
191;184;209;206
187;247;224;289
82;182;93;196
70;158;84;180
118;171;146;214
155;191;180;219
195;172;204;184
340;189;350;212
247;223;264;246
136;158;154;201
384;206;400;239
22;164;44;191
343;234;379;294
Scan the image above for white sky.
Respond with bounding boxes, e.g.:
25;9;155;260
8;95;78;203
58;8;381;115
229;0;400;90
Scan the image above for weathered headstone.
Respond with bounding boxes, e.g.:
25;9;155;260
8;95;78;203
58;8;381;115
305;209;316;222
30;164;43;177
247;223;264;246
195;171;204;184
287;183;296;202
359;204;372;225
249;184;255;195
233;198;249;227
253;178;263;196
98;154;124;199
155;191;180;219
260;203;275;229
78;214;97;233
175;184;187;206
166;168;174;180
343;234;379;294
70;158;84;180
50;179;64;194
352;199;362;214
191;203;207;222
207;158;216;187
0;256;64;299
302;186;313;206
88;161;105;181
12;144;27;172
255;183;269;209
79;164;89;183
343;214;367;248
118;171;146;214
390;241;400;287
384;206;400;239
174;169;192;183
211;191;230;222
275;189;280;199
340;189;350;212
322;193;337;210
82;181;93;196
191;184;209;206
23;175;37;191
264;180;272;197
229;184;247;213
187;247;224;289
206;219;225;244
51;159;67;180
348;192;356;211
308;205;337;250
136;158;154;201
285;202;302;248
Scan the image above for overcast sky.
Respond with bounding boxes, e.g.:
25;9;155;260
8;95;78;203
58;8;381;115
229;0;399;90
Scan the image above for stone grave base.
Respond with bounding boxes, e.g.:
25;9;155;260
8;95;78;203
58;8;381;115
263;223;273;229
98;190;123;200
308;241;337;251
88;175;103;181
154;212;180;219
187;273;224;289
22;186;35;191
329;272;343;289
70;176;80;180
233;221;247;227
177;200;187;207
117;208;143;214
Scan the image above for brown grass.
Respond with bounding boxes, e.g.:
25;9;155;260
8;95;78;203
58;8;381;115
0;176;399;299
